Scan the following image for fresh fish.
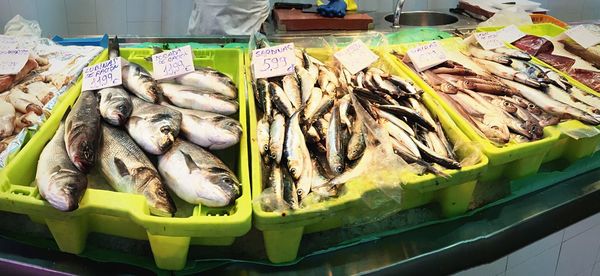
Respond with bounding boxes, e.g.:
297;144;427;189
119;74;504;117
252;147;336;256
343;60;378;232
158;139;241;207
162;103;242;150
282;75;302;109
377;104;435;131
295;66;315;104
99;124;175;216
0;100;15;138
159;83;238;115
284;107;310;181
304;87;323;121
546;84;599;116
270;82;296;117
326;102;345;175
267;163;286;210
303;50;319;81
347;121;366;161
492;47;531;60
410;135;461;169
570;87;600;110
175;68;237;99
269;112;286;163
473;58;542;88
126;97;182;154
381;119;420;158
36;123;87;212
282;166;299;209
64;90;101;173
122;62;162;103
467;45;512;65
304;95;333;126
98;86;132;126
255;79;272;117
257;115;270;158
339;95;352;129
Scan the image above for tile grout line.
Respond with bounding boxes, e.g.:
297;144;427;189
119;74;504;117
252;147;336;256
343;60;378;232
553;230;566;276
506;231;564;270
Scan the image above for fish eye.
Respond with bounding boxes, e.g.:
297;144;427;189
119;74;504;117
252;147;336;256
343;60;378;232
297;189;303;196
336;166;343;173
160;126;172;134
290;168;296;174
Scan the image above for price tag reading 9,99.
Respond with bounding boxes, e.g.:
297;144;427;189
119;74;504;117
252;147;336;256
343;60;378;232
82;57;122;91
151;45;195;80
407;41;447;72
251;43;295;79
334;40;379;74
0;49;29;75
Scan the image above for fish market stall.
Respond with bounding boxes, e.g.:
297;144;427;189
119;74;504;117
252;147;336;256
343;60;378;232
1;4;600;275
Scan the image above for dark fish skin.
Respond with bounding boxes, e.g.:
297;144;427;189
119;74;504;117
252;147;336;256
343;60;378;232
64;90;101;173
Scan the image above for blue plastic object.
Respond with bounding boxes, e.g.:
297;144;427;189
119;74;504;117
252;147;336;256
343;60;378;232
317;0;347;17
52;34;109;48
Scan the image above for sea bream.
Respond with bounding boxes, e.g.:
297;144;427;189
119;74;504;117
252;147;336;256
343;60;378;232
159;83;238;115
99;124;175;216
158;139;241;207
36;123;88;212
126;97;181;155
98;86;132;126
64;90;102;173
175;67;238;99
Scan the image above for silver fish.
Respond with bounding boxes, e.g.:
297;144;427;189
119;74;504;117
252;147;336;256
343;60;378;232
295;66;315;104
36;123;87;212
326;102;345;175
257;115;270;158
98;86;132;126
126;97;182;154
162;103;242;150
270;82;296;117
99;124;175;216
256;79;272;117
122;62;162;103
158;139;241;207
282;75;302;109
64;90;101;173
284;108;310;181
347;119;366;161
269;112;286;163
159;83;238;115
175;68;237;99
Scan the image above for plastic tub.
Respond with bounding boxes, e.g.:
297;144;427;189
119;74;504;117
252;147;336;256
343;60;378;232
476;23;600;163
52;34;109;48
248;48;489;263
0;48;251;270
386;38;562;182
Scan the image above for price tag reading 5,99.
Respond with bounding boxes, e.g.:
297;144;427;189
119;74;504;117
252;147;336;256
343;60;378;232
152;45;195;80
407;41;448;72
82;57;122;91
251;43;296;79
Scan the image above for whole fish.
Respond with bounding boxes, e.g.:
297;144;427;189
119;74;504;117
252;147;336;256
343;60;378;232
64;90;101;173
282;75;302;109
284;108;310;181
122;62;162;103
256;79;272;117
126;97;182;154
326;103;345;175
159;83;238;115
269;112;286;163
257;115;270;158
158;139;241;207
492;47;531;60
99;124;175;216
175;68;237;99
162;103;242;150
347;117;366;161
36;123;87;212
98;86;132;126
467;45;512;65
295;66;315;104
267;163;286;210
270;82;296;117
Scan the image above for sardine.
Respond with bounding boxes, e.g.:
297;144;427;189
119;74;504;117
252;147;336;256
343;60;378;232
175;68;237;99
159;83;238;115
98;86;132;126
304;87;323;121
126;97;182;154
282;75;302;109
256;79;272;117
64;90;101;173
270;82;296;117
284;107;310;181
326;102;345;175
257;115;270;158
269;112;286;163
295;66;315;104
158;139;241;207
36;123;87;212
162;103;242;150
99;124;175;216
122;62;162;103
347;121;366;161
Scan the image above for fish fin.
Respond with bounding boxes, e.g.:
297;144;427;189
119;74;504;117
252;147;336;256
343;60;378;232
113;157;130;177
149;113;173;123
207;167;230;174
180;150;200;173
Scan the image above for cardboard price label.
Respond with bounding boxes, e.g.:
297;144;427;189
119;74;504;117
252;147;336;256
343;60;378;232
475;32;504;50
0;35;18;49
151;45;195;80
82;57;122;91
334;40;379;74
496;25;526;43
251;43;296;79
564;25;600;49
407;41;447;72
0;49;29;75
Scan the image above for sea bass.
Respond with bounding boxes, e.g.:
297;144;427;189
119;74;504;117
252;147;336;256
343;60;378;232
98;86;132;126
159;83;238;115
175;67;238;99
126;97;182;154
64;90;101;173
122;62;162;103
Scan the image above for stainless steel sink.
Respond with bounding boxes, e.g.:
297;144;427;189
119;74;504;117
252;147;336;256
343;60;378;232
384;12;459;26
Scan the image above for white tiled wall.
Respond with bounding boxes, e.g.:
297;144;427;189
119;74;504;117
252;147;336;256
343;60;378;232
455;212;600;276
0;0;599;37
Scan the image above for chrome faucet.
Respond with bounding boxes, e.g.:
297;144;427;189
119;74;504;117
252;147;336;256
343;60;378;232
392;0;406;28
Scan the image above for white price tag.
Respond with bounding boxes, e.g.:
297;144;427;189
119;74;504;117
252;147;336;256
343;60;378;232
496;25;526;43
0;35;18;49
0;49;29;75
475;32;505;50
151;45;195;80
564;25;600;49
407;41;447;72
82;57;122;91
334;40;379;74
251;43;296;79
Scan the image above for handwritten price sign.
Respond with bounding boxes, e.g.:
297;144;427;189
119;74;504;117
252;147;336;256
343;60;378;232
564;25;600;49
475;32;504;50
0;35;18;49
251;43;295;79
0;49;29;75
407;41;447;72
82;57;122;91
496;25;526;43
152;45;195;80
334;40;379;74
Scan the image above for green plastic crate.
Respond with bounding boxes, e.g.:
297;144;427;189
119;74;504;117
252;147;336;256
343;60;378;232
248;48;489;263
0;48;251;270
476;23;600;163
387;38;563;182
